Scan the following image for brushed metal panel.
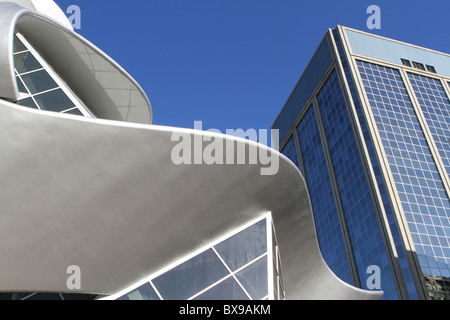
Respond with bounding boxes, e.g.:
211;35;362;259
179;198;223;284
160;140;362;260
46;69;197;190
0;101;382;299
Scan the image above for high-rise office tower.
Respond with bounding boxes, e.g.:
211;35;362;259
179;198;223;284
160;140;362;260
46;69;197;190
274;25;450;300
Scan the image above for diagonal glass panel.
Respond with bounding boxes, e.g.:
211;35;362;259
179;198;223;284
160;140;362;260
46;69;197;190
194;277;249;300
117;282;160;300
33;89;75;112
235;256;268;300
16;97;38;109
151;249;229;300
16;77;28;94
14;52;42;74
12;33;92;117
214;219;267;272
63;108;84;116
13;35;27;54
20;69;58;94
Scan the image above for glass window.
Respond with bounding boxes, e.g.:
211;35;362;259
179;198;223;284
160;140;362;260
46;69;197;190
33;89;75;112
63;108;84;116
12;33;92;118
297;106;354;285
194;277;249;300
214;219;267;272
426;65;437;73
16;77;28;94
235;256;268;300
20;70;58;95
317;69;398;299
14;52;42;74
357;60;450;299
108;218;279;300
16;97;38;109
117;282;159;300
401;59;412;67
412;61;426;70
281;135;299;168
13;35;27;54
151;249;229;300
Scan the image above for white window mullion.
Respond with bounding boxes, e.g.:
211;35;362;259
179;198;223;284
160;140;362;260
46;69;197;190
14;71;41;110
266;213;275;300
14;33;93;118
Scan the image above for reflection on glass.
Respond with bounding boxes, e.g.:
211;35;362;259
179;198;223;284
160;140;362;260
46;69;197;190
424;273;450;300
214;219;267;272
12;33;91;117
152;249;229;300
281;136;299;168
194;277;249;300
33;89;75;112
117;282;159;300
16;77;27;94
297;105;354;285
63;108;83;116
113;218;279;300
357;60;450;300
235;256;268;300
20;69;57;95
13;35;27;54
17;97;38;109
14;52;42;74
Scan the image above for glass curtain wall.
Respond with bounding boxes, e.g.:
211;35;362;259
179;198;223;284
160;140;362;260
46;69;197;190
106;215;285;300
357;60;450;299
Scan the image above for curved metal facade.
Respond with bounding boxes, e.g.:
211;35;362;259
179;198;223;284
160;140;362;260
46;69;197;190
0;1;382;299
0;2;152;124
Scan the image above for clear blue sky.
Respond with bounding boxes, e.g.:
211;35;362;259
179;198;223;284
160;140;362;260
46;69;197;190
54;0;450;136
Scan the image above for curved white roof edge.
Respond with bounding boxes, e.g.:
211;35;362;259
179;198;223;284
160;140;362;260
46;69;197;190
29;0;73;30
0;100;383;300
0;0;73;30
0;2;152;125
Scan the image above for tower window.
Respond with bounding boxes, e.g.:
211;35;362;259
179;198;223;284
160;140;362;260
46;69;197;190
412;61;426;70
426;65;437;73
401;59;412;67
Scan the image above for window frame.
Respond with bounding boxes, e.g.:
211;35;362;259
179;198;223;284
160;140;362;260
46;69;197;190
412;61;426;71
401;58;412;67
14;33;93;118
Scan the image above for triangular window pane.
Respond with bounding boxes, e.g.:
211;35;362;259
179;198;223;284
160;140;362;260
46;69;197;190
194;277;249;300
235;256;268;300
214;219;267;272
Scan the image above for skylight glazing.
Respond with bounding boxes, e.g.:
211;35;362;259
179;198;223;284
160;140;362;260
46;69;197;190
106;215;285;300
13;33;92;117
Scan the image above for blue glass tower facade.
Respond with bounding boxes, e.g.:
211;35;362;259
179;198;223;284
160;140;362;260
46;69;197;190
273;26;450;300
